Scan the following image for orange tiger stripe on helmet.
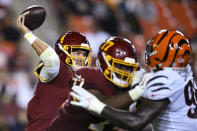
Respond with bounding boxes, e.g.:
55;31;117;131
145;29;192;70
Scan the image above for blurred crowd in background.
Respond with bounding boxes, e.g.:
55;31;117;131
0;0;196;130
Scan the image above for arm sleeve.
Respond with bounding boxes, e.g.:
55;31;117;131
34;47;60;82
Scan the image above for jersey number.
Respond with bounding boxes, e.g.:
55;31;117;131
101;41;114;51
184;80;197;119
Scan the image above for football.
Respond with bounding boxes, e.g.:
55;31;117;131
21;5;46;31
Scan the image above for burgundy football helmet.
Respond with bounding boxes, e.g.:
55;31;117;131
55;31;92;70
96;36;139;88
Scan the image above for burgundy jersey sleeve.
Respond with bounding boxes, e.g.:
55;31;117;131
26;60;73;131
47;67;120;131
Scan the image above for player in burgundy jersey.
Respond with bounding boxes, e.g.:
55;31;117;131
46;37;150;131
17;15;92;131
70;30;196;131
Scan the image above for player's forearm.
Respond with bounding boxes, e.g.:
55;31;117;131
101;106;144;131
32;38;49;56
88;90;133;109
17;15;49;56
104;85;144;109
100;98;170;131
23;31;49;56
103;91;133;109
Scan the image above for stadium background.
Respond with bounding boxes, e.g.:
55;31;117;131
0;0;196;130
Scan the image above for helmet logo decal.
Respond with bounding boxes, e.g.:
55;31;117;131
60;35;66;44
101;41;114;51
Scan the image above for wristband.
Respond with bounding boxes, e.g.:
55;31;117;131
24;32;37;45
89;98;106;115
128;85;144;101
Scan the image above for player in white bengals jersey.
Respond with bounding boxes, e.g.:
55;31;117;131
69;29;197;131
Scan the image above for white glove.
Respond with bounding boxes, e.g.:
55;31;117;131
129;72;153;101
130;68;146;87
70;79;106;114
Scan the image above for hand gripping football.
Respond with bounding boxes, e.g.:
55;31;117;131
21;5;46;31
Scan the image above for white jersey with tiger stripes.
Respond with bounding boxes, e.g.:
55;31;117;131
143;65;197;131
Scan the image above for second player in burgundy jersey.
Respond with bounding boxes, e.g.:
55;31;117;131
46;36;140;131
47;67;129;131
